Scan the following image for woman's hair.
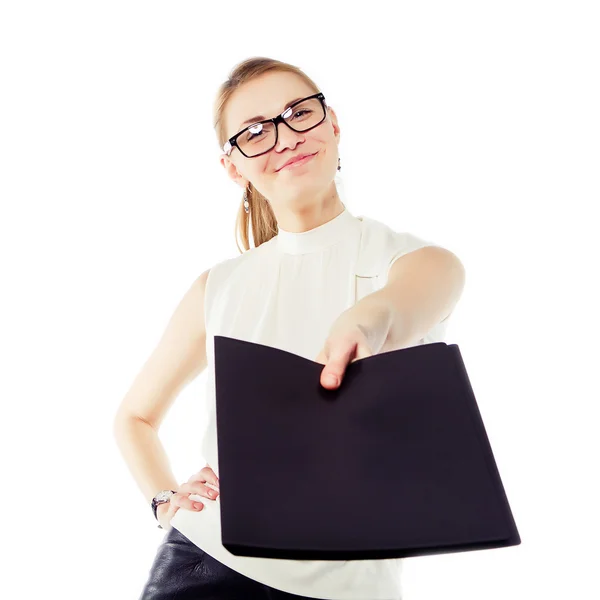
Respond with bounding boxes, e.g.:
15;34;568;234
213;57;323;254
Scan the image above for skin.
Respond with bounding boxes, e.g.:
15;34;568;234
219;70;345;234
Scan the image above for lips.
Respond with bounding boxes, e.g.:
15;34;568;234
277;152;316;171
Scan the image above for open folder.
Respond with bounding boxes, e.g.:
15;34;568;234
214;335;521;560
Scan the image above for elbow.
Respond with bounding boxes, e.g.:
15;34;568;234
112;411;152;440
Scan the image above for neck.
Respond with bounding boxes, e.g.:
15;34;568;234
272;183;344;233
276;203;360;255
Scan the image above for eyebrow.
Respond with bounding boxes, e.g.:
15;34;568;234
236;97;304;133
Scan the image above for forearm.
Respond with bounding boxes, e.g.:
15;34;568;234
113;416;179;505
349;288;417;354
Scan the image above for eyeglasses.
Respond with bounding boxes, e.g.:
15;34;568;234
222;92;327;159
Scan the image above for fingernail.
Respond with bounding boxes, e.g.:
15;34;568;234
326;374;338;386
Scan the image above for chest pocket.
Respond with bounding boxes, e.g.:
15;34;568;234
352;216;387;305
354;274;380;304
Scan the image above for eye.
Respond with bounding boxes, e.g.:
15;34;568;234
291;109;312;120
247;130;266;141
245;123;265;142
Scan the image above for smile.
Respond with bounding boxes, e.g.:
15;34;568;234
279;152;317;171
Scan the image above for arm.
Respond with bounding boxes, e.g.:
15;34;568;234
351;246;466;354
112;268;211;506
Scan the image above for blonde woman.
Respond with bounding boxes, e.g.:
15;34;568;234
114;56;466;600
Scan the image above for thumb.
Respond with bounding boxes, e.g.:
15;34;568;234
321;342;356;386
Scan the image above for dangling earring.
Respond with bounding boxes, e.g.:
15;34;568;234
337;157;341;172
243;187;250;214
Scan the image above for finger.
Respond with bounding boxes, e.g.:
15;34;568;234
191;480;220;500
179;480;219;502
201;465;219;487
321;342;356;387
170;482;204;511
188;466;220;488
172;488;204;511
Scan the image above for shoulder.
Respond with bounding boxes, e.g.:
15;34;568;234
360;214;434;248
356;215;438;278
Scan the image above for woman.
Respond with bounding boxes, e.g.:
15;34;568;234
114;56;466;600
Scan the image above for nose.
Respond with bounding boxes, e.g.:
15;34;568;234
274;120;304;152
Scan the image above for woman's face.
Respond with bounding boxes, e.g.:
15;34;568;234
220;71;340;207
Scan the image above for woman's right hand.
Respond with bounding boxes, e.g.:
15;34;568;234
157;464;220;531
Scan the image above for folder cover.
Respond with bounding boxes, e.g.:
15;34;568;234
214;335;521;560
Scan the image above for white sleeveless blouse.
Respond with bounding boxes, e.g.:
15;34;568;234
169;206;450;599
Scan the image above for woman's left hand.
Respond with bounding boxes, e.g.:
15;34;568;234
314;301;391;389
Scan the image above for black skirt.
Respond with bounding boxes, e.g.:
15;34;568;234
138;525;332;600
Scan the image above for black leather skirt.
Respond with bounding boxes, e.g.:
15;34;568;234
138;525;331;600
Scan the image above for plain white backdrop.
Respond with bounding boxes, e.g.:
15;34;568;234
1;1;598;598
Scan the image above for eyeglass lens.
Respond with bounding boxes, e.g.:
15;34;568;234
237;97;325;157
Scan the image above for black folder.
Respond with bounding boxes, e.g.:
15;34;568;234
214;335;521;560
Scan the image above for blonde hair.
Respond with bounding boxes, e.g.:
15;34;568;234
213;57;323;254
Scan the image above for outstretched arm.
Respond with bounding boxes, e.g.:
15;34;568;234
376;245;466;353
315;246;465;389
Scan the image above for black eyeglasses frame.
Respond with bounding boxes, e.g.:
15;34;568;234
222;92;328;158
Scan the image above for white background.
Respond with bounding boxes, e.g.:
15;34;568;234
1;1;598;599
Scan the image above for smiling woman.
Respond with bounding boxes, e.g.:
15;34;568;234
116;55;464;600
213;59;344;253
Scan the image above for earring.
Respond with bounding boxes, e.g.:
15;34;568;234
337;157;341;172
243;188;249;214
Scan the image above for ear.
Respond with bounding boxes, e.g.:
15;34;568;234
327;106;341;142
220;154;248;190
